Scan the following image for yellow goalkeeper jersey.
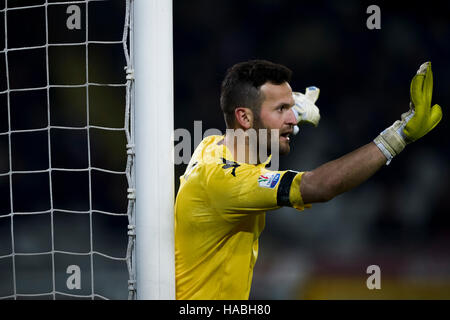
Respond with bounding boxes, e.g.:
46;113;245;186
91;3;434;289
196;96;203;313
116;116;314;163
175;135;309;300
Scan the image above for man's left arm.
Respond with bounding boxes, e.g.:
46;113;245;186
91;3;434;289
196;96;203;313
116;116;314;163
299;61;443;204
300;142;386;203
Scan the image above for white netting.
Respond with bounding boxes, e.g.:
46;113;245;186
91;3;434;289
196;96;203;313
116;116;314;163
0;0;135;299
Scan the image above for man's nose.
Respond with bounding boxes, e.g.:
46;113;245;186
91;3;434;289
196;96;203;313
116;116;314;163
286;108;297;125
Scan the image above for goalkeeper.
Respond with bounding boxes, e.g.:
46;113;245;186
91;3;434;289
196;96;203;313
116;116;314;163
175;60;442;300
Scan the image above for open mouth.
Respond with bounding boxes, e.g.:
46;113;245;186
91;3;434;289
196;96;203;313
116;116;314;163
280;132;291;141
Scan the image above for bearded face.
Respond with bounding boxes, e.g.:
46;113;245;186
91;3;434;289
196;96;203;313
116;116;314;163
254;82;296;156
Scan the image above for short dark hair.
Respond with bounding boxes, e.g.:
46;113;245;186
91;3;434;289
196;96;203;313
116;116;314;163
220;60;292;128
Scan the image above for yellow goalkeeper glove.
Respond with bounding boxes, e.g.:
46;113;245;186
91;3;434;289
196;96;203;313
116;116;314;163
374;61;443;164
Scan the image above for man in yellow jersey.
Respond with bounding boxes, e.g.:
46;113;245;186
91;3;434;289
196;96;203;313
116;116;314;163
175;60;442;299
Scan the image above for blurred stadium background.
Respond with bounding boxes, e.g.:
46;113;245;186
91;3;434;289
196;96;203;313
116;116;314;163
1;0;450;299
173;0;450;299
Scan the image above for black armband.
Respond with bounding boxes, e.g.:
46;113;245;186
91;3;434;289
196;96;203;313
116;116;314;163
276;171;297;206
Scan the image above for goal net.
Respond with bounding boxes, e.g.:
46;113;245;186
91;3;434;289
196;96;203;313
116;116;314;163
0;0;174;300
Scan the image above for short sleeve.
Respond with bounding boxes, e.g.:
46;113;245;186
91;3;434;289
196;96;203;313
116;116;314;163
205;159;309;214
288;171;311;211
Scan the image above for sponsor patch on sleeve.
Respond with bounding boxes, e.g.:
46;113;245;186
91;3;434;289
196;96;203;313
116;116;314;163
258;172;281;189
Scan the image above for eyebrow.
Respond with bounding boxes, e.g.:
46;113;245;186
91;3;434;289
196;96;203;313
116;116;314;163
273;102;293;109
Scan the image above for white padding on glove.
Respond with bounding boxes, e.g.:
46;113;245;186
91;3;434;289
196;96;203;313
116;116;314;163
292;86;321;135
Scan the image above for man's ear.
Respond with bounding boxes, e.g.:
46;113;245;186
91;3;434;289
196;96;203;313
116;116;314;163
234;107;254;130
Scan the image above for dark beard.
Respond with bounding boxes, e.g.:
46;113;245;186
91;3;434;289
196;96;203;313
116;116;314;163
253;117;290;157
252;118;274;159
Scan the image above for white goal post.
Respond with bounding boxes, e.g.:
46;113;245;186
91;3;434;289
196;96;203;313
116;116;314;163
133;0;175;300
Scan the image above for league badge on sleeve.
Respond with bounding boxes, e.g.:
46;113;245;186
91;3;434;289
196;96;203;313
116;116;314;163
258;172;281;189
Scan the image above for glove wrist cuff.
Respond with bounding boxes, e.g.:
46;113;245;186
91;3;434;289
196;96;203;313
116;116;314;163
374;126;407;165
374;138;394;165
